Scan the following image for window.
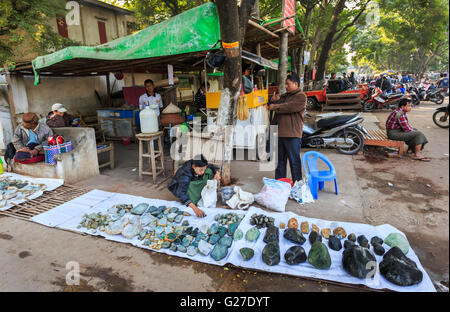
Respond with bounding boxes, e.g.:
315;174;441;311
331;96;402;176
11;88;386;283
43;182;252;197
56;17;68;38
98;21;107;44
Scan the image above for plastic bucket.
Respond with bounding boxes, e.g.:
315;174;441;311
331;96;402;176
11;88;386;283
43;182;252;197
122;137;131;146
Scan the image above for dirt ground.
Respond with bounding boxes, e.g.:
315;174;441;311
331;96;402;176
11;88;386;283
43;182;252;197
0;99;448;292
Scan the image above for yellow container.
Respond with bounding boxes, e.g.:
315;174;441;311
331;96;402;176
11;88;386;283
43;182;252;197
206;89;268;109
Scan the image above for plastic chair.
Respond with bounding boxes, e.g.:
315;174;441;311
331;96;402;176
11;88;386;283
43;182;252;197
302;151;338;200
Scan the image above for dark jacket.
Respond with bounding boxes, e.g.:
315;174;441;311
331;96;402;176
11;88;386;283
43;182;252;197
46;112;75;128
269;88;307;138
168;160;218;206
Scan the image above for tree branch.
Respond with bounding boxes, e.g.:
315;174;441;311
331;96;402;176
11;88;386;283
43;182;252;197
332;0;370;43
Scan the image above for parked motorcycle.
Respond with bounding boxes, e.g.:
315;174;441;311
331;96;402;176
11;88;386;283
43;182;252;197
407;86;421;106
433;104;449;128
425;88;446;104
302;112;368;155
363;86;404;111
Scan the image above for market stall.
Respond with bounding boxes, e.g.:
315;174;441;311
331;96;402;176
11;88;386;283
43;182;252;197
28;189;435;292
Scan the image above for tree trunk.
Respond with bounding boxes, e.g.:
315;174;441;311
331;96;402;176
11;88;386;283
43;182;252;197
215;0;256;185
315;0;346;83
278;31;289;94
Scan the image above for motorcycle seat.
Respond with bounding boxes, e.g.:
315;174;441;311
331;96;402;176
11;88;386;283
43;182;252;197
316;114;359;130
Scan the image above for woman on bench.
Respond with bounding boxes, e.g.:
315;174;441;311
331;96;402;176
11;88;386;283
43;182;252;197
386;98;430;161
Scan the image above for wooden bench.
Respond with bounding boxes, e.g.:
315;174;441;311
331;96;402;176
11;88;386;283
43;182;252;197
364;129;405;157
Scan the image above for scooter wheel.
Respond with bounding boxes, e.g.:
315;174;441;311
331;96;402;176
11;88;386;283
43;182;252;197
363;101;375;112
434;94;445;105
336;128;365;155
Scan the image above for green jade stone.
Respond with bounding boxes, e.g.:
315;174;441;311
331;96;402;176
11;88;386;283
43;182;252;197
384;233;410;255
308;242;332;270
240;248;254;261
245;227;260;242
233;228;243;241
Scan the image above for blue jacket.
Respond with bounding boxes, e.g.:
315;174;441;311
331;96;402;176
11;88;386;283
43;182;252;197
168;160;218;205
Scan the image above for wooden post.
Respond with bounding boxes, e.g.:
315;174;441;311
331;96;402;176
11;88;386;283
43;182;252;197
106;73;111;107
3;65;17;130
278;31;289;94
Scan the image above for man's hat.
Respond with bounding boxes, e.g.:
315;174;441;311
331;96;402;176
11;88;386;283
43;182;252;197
22;113;38;125
51;103;67;113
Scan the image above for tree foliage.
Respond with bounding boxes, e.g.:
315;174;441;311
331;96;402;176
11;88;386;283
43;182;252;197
0;0;80;65
351;0;449;78
123;0;208;26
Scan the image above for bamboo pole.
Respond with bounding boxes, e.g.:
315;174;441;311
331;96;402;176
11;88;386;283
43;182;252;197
248;20;279;39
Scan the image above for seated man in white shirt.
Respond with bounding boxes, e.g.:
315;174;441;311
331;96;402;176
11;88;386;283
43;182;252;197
139;79;163;115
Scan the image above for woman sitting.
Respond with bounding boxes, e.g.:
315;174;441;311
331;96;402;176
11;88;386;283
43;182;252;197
168;155;220;218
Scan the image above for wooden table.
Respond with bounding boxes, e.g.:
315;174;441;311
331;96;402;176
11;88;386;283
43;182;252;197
136;131;165;183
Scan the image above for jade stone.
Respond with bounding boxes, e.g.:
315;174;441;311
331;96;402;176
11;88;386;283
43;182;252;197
187;246;198;257
211;244;228;261
177;245;187;253
233;228;243;241
218;226;227;238
208;223;220;235
262;241;280;266
182;220;189;227
170;243;177;251
240;248;255;261
228;223;238;236
198;240;214;256
167;212;178;222
170;207;179;214
308;242;331;270
208;234;221;245
219;236;233;248
162;242;171;249
384;233;410;255
245;227;260;242
174;214;183;224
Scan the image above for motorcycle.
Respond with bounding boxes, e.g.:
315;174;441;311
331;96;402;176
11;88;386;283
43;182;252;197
407;86;421;106
433;104;449;128
363;86;404;111
302;112;368;155
424;88;446;105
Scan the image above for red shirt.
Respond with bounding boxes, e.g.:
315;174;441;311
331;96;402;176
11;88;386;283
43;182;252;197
386;107;413;132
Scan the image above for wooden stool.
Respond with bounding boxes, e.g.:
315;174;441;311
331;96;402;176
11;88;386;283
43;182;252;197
136;131;166;183
97;142;114;169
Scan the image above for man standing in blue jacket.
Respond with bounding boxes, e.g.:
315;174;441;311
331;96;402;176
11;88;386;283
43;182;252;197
168;155;220;218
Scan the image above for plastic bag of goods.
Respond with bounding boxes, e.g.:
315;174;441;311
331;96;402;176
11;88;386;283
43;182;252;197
198;179;218;208
290;179;314;204
226;186;254;210
254;178;292;212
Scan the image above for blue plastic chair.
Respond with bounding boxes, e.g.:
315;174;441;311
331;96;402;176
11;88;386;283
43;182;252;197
302;151;338;200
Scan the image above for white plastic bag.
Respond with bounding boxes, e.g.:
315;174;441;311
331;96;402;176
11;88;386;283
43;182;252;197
290;179;314;204
254;178;292;212
226;186;254;210
198;179;218;208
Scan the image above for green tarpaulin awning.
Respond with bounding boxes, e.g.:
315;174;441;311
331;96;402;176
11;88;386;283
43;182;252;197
32;2;221;85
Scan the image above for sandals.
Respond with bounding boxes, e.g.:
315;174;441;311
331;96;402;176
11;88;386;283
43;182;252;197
413;156;431;162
